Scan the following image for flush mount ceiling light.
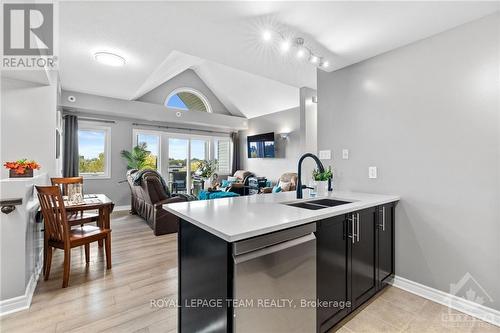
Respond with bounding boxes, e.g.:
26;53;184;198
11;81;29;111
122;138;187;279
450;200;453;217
260;30;329;69
94;52;126;67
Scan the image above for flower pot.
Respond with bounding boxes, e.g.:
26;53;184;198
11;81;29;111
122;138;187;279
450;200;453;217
316;180;328;196
9;168;33;178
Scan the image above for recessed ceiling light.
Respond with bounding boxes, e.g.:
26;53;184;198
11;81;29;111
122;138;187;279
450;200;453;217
94;52;126;67
310;55;319;64
262;30;272;42
321;61;329;68
296;48;305;58
280;40;291;53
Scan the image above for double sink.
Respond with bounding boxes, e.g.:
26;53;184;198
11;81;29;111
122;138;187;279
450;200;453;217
285;198;352;210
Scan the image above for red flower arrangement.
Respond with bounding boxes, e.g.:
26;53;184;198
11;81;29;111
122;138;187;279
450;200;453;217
3;159;41;175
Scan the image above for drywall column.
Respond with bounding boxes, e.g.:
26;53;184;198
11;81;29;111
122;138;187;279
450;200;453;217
299;87;318;184
1;77;58;178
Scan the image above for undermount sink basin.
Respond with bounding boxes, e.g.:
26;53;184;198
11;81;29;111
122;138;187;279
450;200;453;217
286;202;327;210
308;199;351;207
285;199;352;210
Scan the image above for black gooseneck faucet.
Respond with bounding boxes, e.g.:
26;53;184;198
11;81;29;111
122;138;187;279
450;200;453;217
296;153;325;199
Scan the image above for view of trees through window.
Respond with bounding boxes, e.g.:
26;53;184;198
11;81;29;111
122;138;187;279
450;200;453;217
79;129;107;174
132;131;231;194
136;133;159;170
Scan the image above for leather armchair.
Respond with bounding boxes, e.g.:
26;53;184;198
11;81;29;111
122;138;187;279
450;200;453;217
261;172;298;193
225;170;254;195
126;169;187;235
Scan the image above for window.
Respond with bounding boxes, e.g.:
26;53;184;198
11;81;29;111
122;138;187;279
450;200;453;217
215;139;231;175
78;124;111;178
132;130;232;192
136;133;160;170
165;88;212;113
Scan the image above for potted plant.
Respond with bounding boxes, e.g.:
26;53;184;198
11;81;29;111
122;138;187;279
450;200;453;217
120;143;157;170
4;159;41;178
312;166;333;196
194;160;218;189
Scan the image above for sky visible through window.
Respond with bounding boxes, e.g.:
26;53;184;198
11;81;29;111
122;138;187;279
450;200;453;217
137;134;159;155
136;135;205;160
167;94;188;110
79;130;105;159
167;139;205;160
191;140;206;160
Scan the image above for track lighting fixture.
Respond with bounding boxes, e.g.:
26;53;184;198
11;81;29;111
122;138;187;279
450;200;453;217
260;30;329;69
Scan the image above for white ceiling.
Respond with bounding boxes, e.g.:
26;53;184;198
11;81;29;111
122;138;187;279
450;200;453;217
58;1;499;118
132;50;300;119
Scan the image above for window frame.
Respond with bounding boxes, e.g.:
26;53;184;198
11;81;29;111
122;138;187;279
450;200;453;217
132;129;162;172
78;122;112;179
165;87;213;113
131;129;232;189
214;137;232;176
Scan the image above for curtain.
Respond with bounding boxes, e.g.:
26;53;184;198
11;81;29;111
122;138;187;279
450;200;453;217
231;132;240;174
63;115;79;177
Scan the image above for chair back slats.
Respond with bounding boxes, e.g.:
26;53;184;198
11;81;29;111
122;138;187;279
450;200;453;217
36;186;70;243
50;177;83;196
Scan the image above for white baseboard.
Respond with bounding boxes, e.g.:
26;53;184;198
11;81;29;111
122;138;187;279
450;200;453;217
0;250;43;316
113;205;131;212
389;275;500;327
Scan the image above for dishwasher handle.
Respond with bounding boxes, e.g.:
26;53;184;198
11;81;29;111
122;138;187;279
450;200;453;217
233;233;316;264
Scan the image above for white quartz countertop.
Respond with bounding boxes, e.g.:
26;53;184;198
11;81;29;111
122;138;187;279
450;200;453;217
163;190;400;242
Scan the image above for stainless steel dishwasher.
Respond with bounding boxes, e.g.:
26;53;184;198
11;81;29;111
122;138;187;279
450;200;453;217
232;224;316;333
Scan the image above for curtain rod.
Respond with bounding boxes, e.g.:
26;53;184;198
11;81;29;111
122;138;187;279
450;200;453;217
63;115;116;124
132;122;231;136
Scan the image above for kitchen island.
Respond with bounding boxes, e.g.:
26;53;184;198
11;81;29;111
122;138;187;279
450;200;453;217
164;190;399;333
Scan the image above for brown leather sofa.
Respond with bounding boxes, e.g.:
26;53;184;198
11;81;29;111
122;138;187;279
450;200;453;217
126;169;187;235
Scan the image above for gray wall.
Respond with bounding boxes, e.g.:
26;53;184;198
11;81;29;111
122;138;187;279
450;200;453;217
1;77;58;178
239;107;302;183
317;13;500;310
137;69;233;116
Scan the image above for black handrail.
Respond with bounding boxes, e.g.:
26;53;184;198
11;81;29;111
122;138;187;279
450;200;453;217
0;198;23;214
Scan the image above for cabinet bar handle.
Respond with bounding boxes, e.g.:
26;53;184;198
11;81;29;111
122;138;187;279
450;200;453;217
382;207;386;231
351;213;356;244
356;213;360;243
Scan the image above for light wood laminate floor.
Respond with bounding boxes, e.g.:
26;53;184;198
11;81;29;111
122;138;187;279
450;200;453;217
1;213;498;333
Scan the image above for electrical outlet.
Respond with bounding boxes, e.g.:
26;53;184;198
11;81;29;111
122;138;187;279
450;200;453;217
342;149;349;160
319;150;331;160
368;166;377;179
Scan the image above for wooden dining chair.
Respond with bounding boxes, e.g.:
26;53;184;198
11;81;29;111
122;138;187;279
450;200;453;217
36;185;112;288
50;177;99;227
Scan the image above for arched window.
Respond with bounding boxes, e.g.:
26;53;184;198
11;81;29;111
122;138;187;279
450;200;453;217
165;88;212;113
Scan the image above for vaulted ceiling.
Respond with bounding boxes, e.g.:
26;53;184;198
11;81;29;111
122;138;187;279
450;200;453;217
58;1;499;118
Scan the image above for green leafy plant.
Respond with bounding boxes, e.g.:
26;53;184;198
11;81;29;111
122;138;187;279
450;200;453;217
195;160;218;179
312;166;333;181
120;143;156;170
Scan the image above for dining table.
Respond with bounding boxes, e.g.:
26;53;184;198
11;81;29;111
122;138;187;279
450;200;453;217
63;193;114;245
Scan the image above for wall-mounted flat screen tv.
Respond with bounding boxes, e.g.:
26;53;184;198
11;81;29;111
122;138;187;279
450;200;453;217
247;132;275;158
